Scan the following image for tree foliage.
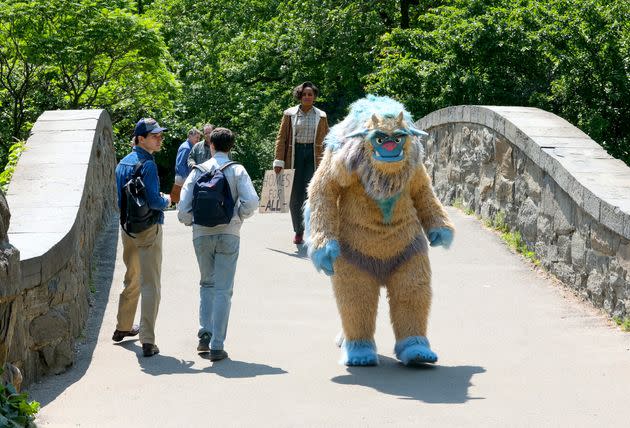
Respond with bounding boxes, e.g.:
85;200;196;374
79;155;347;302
0;0;628;190
366;0;630;163
0;0;177;168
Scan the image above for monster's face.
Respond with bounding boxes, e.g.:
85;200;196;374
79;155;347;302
368;129;408;163
349;112;426;164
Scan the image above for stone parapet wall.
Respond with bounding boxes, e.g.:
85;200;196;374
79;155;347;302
0;110;116;386
417;106;630;319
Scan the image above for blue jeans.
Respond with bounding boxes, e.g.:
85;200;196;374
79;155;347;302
193;234;240;350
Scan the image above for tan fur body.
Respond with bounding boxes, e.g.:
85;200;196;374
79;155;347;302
307;114;454;343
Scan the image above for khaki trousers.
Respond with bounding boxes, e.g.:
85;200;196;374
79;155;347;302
117;224;163;345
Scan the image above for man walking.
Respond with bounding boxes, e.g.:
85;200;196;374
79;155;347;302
187;124;214;168
171;127;201;204
113;118;171;357
177;128;259;361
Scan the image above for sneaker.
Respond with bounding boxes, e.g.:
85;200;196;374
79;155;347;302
209;349;228;362
112;325;140;342
197;333;211;353
142;343;160;357
293;233;304;245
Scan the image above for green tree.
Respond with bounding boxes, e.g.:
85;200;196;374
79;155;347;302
367;0;630;163
0;0;179;167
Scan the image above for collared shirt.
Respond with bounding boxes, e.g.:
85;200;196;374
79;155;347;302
187;141;212;168
174;139;195;179
115;146;169;224
294;107;317;144
178;151;259;238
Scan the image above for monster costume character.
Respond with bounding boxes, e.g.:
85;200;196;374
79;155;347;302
305;95;454;366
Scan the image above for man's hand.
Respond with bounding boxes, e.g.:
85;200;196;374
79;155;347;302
162;193;172;208
274;166;282;174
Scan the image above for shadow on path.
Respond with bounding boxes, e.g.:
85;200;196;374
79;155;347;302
28;217;119;406
331;356;485;403
266;246;308;259
127;341;287;378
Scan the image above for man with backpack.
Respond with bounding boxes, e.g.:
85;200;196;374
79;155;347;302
113;118;171;357
177;127;259;361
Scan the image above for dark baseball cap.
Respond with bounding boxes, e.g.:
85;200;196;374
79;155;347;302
134;118;168;136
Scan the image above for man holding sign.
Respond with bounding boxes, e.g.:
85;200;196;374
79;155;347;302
272;81;329;244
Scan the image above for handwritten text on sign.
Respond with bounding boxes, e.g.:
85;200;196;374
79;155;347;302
259;169;294;213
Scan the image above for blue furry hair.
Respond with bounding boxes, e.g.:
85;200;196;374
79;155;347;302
324;94;424;152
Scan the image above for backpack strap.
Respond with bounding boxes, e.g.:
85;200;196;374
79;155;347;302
193;163;213;175
121;159;147;239
132;160;145;177
219;161;240;171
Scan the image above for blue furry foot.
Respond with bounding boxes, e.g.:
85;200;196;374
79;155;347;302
341;340;379;366
395;336;438;366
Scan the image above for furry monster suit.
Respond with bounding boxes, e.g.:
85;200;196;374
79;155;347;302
305;95;454;366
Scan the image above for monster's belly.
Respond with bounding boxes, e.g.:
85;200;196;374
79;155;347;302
337;183;424;258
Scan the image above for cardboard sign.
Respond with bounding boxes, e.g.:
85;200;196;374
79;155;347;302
259;169;294;213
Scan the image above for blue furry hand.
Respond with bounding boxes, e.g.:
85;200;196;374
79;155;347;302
427;227;453;249
310;240;340;276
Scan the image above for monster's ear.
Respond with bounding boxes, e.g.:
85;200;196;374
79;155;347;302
396;111;405;126
345;128;369;138
371;113;381;128
409;127;429;137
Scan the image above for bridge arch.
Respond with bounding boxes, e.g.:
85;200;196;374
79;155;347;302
1;110;116;386
417;106;629;319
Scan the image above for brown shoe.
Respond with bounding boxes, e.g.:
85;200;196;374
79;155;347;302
293;233;304;245
112;325;140;342
142;343;160;357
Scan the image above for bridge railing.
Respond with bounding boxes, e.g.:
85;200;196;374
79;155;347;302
417;106;629;319
0;110;116;387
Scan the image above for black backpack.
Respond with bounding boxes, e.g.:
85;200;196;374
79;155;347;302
120;160;159;236
192;161;240;227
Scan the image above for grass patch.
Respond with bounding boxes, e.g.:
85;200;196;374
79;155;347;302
0;141;26;193
485;210;540;266
451;198;475;216
613;317;630;332
501;230;540;266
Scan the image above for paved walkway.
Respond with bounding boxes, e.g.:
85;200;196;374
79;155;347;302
28;208;630;427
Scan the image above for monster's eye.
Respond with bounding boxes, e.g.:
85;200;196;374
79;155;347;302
376;138;383;144
395;137;401;143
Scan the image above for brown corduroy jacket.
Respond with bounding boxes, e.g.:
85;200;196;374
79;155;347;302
273;106;329;170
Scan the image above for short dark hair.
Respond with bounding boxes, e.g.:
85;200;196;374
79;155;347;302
210;127;235;152
293;81;319;100
133;134;147;145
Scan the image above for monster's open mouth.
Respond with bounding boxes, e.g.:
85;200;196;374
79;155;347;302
373;151;404;162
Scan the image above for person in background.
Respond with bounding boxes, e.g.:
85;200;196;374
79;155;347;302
113;118;171;357
178;128;259;361
171;127;201;204
188;124;214;168
273;81;329;245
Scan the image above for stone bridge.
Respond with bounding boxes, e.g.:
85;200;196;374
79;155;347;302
1;108;629;426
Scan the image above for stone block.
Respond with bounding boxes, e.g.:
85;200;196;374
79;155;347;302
537;215;553;242
582;190;601;221
553;190;575;236
557;235;572;263
30;308;70;345
586;270;605;304
600;202;625;236
31;118;99;133
517;197;538;243
590;223;620;256
571;232;587;268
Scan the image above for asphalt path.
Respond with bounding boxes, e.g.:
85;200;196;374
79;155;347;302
28;208;630;427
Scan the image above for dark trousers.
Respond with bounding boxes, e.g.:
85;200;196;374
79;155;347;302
290;143;315;234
